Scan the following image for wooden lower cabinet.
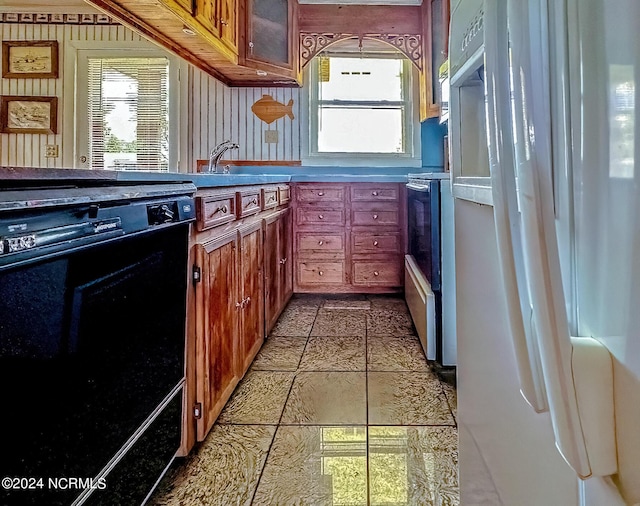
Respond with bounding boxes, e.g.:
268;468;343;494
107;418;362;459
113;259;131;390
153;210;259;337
238;222;265;373
293;182;406;293
184;184;290;451
193;233;241;441
192;224;265;441
264;208;293;334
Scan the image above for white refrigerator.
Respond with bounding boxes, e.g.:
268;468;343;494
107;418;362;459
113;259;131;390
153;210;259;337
450;0;639;504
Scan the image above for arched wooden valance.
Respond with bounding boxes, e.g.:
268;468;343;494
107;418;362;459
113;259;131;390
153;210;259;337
299;33;423;72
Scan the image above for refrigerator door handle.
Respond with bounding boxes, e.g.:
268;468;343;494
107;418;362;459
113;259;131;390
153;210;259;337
507;0;616;479
484;0;548;413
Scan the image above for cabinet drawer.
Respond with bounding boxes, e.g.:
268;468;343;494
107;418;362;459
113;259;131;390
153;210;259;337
296;208;345;226
278;185;291;205
262;187;279;210
297;232;344;253
298;260;345;285
196;194;236;231
351;185;399;202
353;260;402;286
352;209;400;226
296;185;345;204
236;190;262;218
352;233;401;254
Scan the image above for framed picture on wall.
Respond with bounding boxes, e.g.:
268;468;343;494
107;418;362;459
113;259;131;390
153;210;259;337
2;41;59;79
0;96;58;134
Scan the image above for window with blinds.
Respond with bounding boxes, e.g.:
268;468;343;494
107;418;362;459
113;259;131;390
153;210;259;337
86;57;170;171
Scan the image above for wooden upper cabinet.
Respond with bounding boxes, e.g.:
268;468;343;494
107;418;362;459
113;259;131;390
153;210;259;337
241;0;299;79
174;0;195;14
195;0;237;51
86;0;300;86
195;0;220;39
219;0;238;50
420;0;450;120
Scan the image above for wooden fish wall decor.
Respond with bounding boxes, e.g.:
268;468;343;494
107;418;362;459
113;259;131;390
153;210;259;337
251;95;295;124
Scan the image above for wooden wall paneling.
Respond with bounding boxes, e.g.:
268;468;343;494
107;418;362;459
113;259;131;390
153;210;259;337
298;5;422;34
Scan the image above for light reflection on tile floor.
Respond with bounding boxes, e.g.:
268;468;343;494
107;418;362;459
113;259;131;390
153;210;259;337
149;294;459;506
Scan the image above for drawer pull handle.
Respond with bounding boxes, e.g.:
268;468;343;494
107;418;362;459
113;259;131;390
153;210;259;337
374;271;380;276
373;214;379;220
318;214;324;219
236;301;243;308
245;296;251;305
317;191;325;196
373;240;379;246
372;191;379;196
268;195;276;202
280;257;287;264
318;270;324;276
318;240;324;246
251;198;258;205
215;205;228;214
221;18;228;25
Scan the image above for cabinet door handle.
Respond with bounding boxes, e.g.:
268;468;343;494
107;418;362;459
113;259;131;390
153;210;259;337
372;191;379;196
317;191;325;196
374;271;380;276
318;214;324;219
236;301;243;308
220;19;228;25
245;296;251;306
373;214;379;220
280;257;287;264
318;270;324;276
318;240;324;246
373;240;379;246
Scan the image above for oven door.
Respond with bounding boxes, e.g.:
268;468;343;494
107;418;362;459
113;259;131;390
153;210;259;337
407;181;441;291
0;224;188;506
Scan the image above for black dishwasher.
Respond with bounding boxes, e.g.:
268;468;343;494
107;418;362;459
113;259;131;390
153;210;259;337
0;182;195;506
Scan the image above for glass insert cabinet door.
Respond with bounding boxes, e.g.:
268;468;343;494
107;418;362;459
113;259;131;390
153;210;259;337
245;0;296;71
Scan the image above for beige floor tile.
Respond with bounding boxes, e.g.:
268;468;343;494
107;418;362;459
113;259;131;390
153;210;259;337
367;335;430;371
270;307;317;337
368;372;455;425
369;426;459;506
311;309;367;337
281;371;367;424
148;424;276;506
322;299;372;310
367;310;416;336
442;381;458;421
251;336;307;371
367;294;410;311
299;335;366;371
286;294;325;309
217;371;294;424
253;425;368;506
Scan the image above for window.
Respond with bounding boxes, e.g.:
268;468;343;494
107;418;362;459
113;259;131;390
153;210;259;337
76;52;176;171
306;51;419;165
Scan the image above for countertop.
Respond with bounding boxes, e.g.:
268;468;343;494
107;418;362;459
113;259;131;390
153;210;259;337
0;167;445;188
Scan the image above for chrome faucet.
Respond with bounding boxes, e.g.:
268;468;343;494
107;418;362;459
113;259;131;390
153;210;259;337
207;140;239;173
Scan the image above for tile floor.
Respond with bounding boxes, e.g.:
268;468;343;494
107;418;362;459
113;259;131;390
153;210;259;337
149;294;458;506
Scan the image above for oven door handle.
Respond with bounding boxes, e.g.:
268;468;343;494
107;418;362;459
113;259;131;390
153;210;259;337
406;183;431;192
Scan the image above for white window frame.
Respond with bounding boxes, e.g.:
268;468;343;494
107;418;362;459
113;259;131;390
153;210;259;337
302;53;421;167
64;40;180;171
